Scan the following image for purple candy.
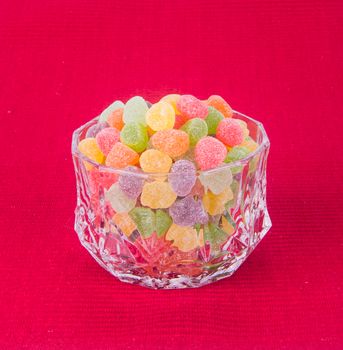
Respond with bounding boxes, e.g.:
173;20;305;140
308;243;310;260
169;195;208;227
86;122;109;138
118;166;144;199
168;160;197;197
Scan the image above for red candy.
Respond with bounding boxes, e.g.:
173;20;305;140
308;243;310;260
194;136;227;170
95;127;120;156
173;114;188;129
206;95;233;118
216;119;244;147
177;95;208;120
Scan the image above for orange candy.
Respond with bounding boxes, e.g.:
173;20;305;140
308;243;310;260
112;212;137;237
105;142;139;168
78;138;105;170
206;95;233;118
151;129;190;158
107;108;124;130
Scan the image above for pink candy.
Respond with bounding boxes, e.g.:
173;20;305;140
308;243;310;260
194;136;227;170
95;127;120;156
216;119;244;147
177;95;208;120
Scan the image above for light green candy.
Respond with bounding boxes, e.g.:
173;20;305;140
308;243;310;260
181;118;208;146
204;222;228;253
105;184;136;213
120;122;148;153
99;100;124;123
199;166;233;195
123;96;149;125
129;207;172;238
224;146;250;174
205;106;224;135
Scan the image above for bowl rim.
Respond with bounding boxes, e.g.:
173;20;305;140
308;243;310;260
71;110;270;177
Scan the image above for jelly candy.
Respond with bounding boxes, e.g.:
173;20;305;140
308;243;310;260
86;122;108;138
169;195;208;226
205;106;224;135
112;212;137;237
88;168;118;193
221;214;235;236
224;146;250;163
202;187;233;215
118;166;145;199
166;223;202;252
95;127;120;156
120;122;148;153
194;136;227;170
177;95;208;120
173;113;188;129
105;142;139;168
206;95;233;118
78;138;105;168
190;178;205;198
181;118;208;146
160;94;181;114
236;119;249;138
151;129;189;158
199;166;233;195
145;101;175;131
123;96;149;125
155;209;172;237
141;181;177;209
129;207;155;238
107;108;124;130
168;160;196;196
216;119;244;147
105;183;136;213
99;100;125;123
240;137;258;152
204;222;228;252
139;149;172;173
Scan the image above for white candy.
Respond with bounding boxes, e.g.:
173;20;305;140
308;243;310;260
199;166;233;195
105;183;136;213
123;96;148;125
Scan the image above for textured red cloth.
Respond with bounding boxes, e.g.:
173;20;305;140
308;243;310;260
0;0;342;349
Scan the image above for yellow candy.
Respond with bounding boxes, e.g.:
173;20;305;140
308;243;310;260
139;149;172;173
160;94;181;115
240;137;258;152
221;216;235;236
166;224;204;252
141;181;177;209
112;212;137;237
78;138;105;170
145;101;175;131
203;187;233;215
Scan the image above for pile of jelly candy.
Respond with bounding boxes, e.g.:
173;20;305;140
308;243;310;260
77;94;258;260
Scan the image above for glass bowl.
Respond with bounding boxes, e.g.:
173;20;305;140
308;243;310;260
71;111;271;289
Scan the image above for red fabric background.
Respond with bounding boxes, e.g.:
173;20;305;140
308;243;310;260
0;0;342;349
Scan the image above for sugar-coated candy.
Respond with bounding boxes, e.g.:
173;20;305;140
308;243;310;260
205;106;224;135
169;196;208;226
181;118;208;146
120;122;148;153
173;113;187;129
99;100;125;123
203;187;233;215
199;166;233;195
139;149;172;173
151;129;189;158
105;142;139;168
160;94;181;114
146;101;175;131
190;178;205;198
166;224;203;252
168;160;196;196
177;95;208;120
129;207;155;238
78;138;105;166
224;146;250;163
88;169;118;194
86;122;108;138
105;183;136;213
107;108;124;130
221;215;235;236
118;166;144;199
123;96;149;125
95;127;120;156
216;118;244;147
240;137;258;152
204;222;228;252
155;209;173;237
141;181;177;209
112;212;137;237
236;119;249;137
206;95;233;118
194;136;227;170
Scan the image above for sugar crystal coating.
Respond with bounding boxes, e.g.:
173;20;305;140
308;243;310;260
112;212;137;237
181;118;208;146
216;118;244;147
224;146;250;163
168;160;196;196
99;100;125;123
107;108;124;130
205;106;224;135
151;129;189;158
105;183;136;213
139;149;172;173
86;122;109;138
160;94;181;114
177;95;208;120
123;96;149;125
202;187;233;215
140;181;177;209
166;224;203;252
105;142;139;168
145;101;175;131
78;138;105;166
194;136;227;170
118;166;145;199
199;166;233;195
95;127;120;156
120;122;148;153
206;95;233;118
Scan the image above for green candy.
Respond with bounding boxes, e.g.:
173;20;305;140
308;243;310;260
224;146;250;163
181;118;208;146
120;122;148;153
129;207;172;238
204;222;228;253
205;106;224;135
123;96;148;125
